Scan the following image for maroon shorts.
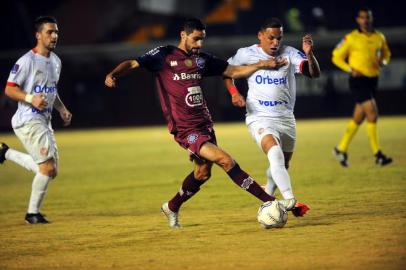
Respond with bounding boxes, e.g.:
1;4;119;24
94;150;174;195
174;128;217;161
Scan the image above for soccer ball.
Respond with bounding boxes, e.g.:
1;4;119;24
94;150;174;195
257;201;288;229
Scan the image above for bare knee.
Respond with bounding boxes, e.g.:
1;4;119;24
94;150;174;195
195;170;211;181
215;154;235;172
39;161;58;178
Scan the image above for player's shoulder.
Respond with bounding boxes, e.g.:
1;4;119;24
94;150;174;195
345;29;359;40
17;50;36;64
144;45;175;57
374;30;386;40
281;45;306;59
50;52;61;64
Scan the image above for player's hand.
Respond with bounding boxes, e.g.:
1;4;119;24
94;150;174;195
260;57;287;69
302;34;314;55
231;92;246;107
351;68;363;77
59;108;72;126
105;73;118;88
31;93;48;110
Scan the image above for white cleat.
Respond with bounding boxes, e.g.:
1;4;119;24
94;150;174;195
161;202;181;228
277;198;297;211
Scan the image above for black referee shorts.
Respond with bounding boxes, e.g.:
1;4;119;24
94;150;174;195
349;76;378;103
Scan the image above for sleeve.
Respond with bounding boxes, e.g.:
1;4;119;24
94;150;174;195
380;33;391;66
203;53;229;77
227;48;249;65
7;56;30;88
289;47;308;74
135;46;168;72
332;35;352;72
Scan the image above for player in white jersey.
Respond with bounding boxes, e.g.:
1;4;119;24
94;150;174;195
0;16;72;224
224;18;320;216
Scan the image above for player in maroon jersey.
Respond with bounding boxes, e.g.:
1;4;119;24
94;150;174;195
105;18;297;228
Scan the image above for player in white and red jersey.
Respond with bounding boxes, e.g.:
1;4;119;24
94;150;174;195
224;18;321;216
0;16;72;224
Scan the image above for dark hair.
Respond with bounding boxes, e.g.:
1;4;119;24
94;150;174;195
358;6;372;15
182;18;206;34
260;17;283;31
34;16;57;32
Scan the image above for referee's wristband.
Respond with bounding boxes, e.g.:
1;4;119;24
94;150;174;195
227;85;239;95
24;94;34;104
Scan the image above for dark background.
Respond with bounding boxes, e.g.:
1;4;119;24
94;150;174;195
1;0;405;131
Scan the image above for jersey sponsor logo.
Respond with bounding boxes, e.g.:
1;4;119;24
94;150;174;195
31;107;52;114
173;72;202;81
255;75;287;85
297;51;307;59
187;133;199;144
196;57;205;69
258;99;288;107
145;46;164;56
11;64;19;74
185;86;203;107
170;61;178;66
33;84;57;93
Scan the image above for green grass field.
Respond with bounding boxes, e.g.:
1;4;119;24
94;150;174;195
1;117;405;270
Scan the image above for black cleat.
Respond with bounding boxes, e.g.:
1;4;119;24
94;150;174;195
25;213;50;224
333;147;349;167
375;151;393;166
0;142;9;164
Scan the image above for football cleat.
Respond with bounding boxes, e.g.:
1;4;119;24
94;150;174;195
0;142;9;164
291;202;310;217
25;213;50;224
375;151;393;166
277;198;297;211
161;202;181;228
333;147;349;167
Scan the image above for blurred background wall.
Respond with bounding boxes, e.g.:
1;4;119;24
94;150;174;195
1;0;405;131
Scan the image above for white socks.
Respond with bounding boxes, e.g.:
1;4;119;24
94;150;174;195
265;167;277;196
5;148;38;173
267;145;294;199
28;173;51;214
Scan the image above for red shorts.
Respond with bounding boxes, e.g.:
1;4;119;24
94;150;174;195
174;128;217;161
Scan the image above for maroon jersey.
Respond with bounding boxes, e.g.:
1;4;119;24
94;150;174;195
136;45;228;134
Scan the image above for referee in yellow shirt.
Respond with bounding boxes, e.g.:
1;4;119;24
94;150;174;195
332;7;392;167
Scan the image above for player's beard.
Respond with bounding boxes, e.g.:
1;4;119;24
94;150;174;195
185;42;199;55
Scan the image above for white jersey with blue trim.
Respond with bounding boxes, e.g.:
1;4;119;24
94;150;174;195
228;44;307;123
7;49;61;128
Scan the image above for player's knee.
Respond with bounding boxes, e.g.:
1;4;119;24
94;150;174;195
39;163;58;179
195;170;211;181
216;154;234;171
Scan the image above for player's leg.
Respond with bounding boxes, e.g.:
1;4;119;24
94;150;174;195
198;142;275;202
334;103;364;167
14;120;58;224
0;142;38;173
361;98;392;165
162;159;212;228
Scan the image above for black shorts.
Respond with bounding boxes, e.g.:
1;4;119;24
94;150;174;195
349;76;378;103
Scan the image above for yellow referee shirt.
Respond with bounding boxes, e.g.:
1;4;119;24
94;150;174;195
332;29;391;77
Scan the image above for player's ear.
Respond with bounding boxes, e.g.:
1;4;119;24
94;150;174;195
180;31;187;40
257;31;263;41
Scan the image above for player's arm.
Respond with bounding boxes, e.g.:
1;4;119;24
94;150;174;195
105;60;140;88
223;77;245;107
301;34;321;78
54;94;72;126
5;84;47;110
223;58;287;79
332;35;352;73
379;34;391;67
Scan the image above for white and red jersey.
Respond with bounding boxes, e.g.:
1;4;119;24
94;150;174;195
228;44;307;124
6;49;61;128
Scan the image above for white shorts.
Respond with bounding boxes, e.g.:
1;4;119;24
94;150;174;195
14;119;59;164
247;116;296;152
